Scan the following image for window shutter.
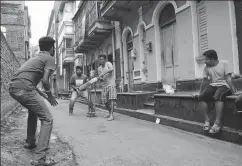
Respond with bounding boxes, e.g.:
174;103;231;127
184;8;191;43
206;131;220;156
234;0;242;74
197;1;208;56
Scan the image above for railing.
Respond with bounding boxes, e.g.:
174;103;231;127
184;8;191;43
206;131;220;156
101;0;111;9
63;48;74;59
74;17;85;45
86;2;99;29
74;1;102;44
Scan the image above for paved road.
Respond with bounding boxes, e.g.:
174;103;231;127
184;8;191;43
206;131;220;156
49;100;242;166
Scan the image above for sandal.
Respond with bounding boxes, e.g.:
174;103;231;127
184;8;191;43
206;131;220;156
203;121;211;131
31;159;57;166
209;123;221;134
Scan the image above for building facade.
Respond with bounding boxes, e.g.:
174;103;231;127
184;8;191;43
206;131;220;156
99;0;242;91
47;1;79;93
73;1;119;89
24;6;31;60
48;0;242;94
1;1;31;65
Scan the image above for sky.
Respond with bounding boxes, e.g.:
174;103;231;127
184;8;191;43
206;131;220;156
25;1;55;46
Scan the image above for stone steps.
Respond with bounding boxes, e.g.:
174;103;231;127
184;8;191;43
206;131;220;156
154;92;242;131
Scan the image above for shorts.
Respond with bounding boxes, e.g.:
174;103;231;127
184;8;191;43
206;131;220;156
101;85;117;104
198;85;232;102
235;94;242;111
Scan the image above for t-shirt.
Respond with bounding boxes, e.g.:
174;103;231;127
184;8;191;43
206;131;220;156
203;60;232;88
98;61;115;87
10;51;56;90
70;74;88;87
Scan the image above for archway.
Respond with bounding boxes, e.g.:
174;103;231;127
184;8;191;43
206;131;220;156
122;26;134;91
138;21;147;82
107;44;113;64
152;0;178;82
159;3;177;86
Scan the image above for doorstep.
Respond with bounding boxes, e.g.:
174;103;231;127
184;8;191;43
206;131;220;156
77;100;242;145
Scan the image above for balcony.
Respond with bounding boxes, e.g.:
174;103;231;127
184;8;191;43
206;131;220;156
63;48;75;65
100;0;147;20
58;21;74;45
74;1;113;53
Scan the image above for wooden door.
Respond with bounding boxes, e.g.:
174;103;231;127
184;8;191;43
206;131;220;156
126;50;134;91
115;49;121;92
161;23;177;86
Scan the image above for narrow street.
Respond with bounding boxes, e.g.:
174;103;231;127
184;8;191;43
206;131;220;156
1;1;242;166
50;100;242;166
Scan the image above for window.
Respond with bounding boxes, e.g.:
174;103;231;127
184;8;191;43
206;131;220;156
66;38;72;48
159;4;176;28
197;1;208;55
126;32;133;51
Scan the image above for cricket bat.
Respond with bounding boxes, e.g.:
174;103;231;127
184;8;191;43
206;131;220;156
77;70;111;91
77;77;98;91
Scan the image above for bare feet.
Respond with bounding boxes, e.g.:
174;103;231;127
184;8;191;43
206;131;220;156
104;114;110;118
107;115;114;121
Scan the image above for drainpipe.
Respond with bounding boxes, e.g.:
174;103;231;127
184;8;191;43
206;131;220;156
111;21;116;88
118;20;125;90
55;11;59;96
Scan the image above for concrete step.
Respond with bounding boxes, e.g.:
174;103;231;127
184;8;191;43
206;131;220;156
143;101;155;109
136;109;155;115
154;91;242;131
176;77;242;91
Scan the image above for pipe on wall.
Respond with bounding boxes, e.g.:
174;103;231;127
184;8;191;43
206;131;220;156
111;21;116;86
118;20;125;90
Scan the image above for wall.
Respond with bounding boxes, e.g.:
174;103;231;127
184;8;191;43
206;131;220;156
145;26;157;82
175;7;195;80
1;2;26;65
206;1;234;72
234;0;242;74
121;0;192;84
1;32;21;119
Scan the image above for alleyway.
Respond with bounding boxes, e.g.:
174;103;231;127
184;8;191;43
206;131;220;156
51;100;242;166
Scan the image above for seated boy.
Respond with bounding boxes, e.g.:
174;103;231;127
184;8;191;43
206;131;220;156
198;50;236;134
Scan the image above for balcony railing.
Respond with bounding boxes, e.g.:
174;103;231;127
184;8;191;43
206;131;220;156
63;48;74;59
101;0;111;8
86;2;99;30
74;1;102;44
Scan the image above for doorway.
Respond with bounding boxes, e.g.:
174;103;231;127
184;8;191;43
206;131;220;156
126;31;134;91
159;4;177;87
108;54;113;64
107;44;113;64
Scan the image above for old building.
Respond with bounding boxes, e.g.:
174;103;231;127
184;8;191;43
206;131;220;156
99;0;242;91
47;1;79;93
24;6;31;60
47;0;242;97
1;1;31;65
73;1;119;90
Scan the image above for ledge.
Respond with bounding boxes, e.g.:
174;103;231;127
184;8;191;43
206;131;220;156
117;91;156;95
154;91;241;100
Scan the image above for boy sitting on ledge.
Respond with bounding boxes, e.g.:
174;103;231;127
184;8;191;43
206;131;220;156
198;49;236;134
